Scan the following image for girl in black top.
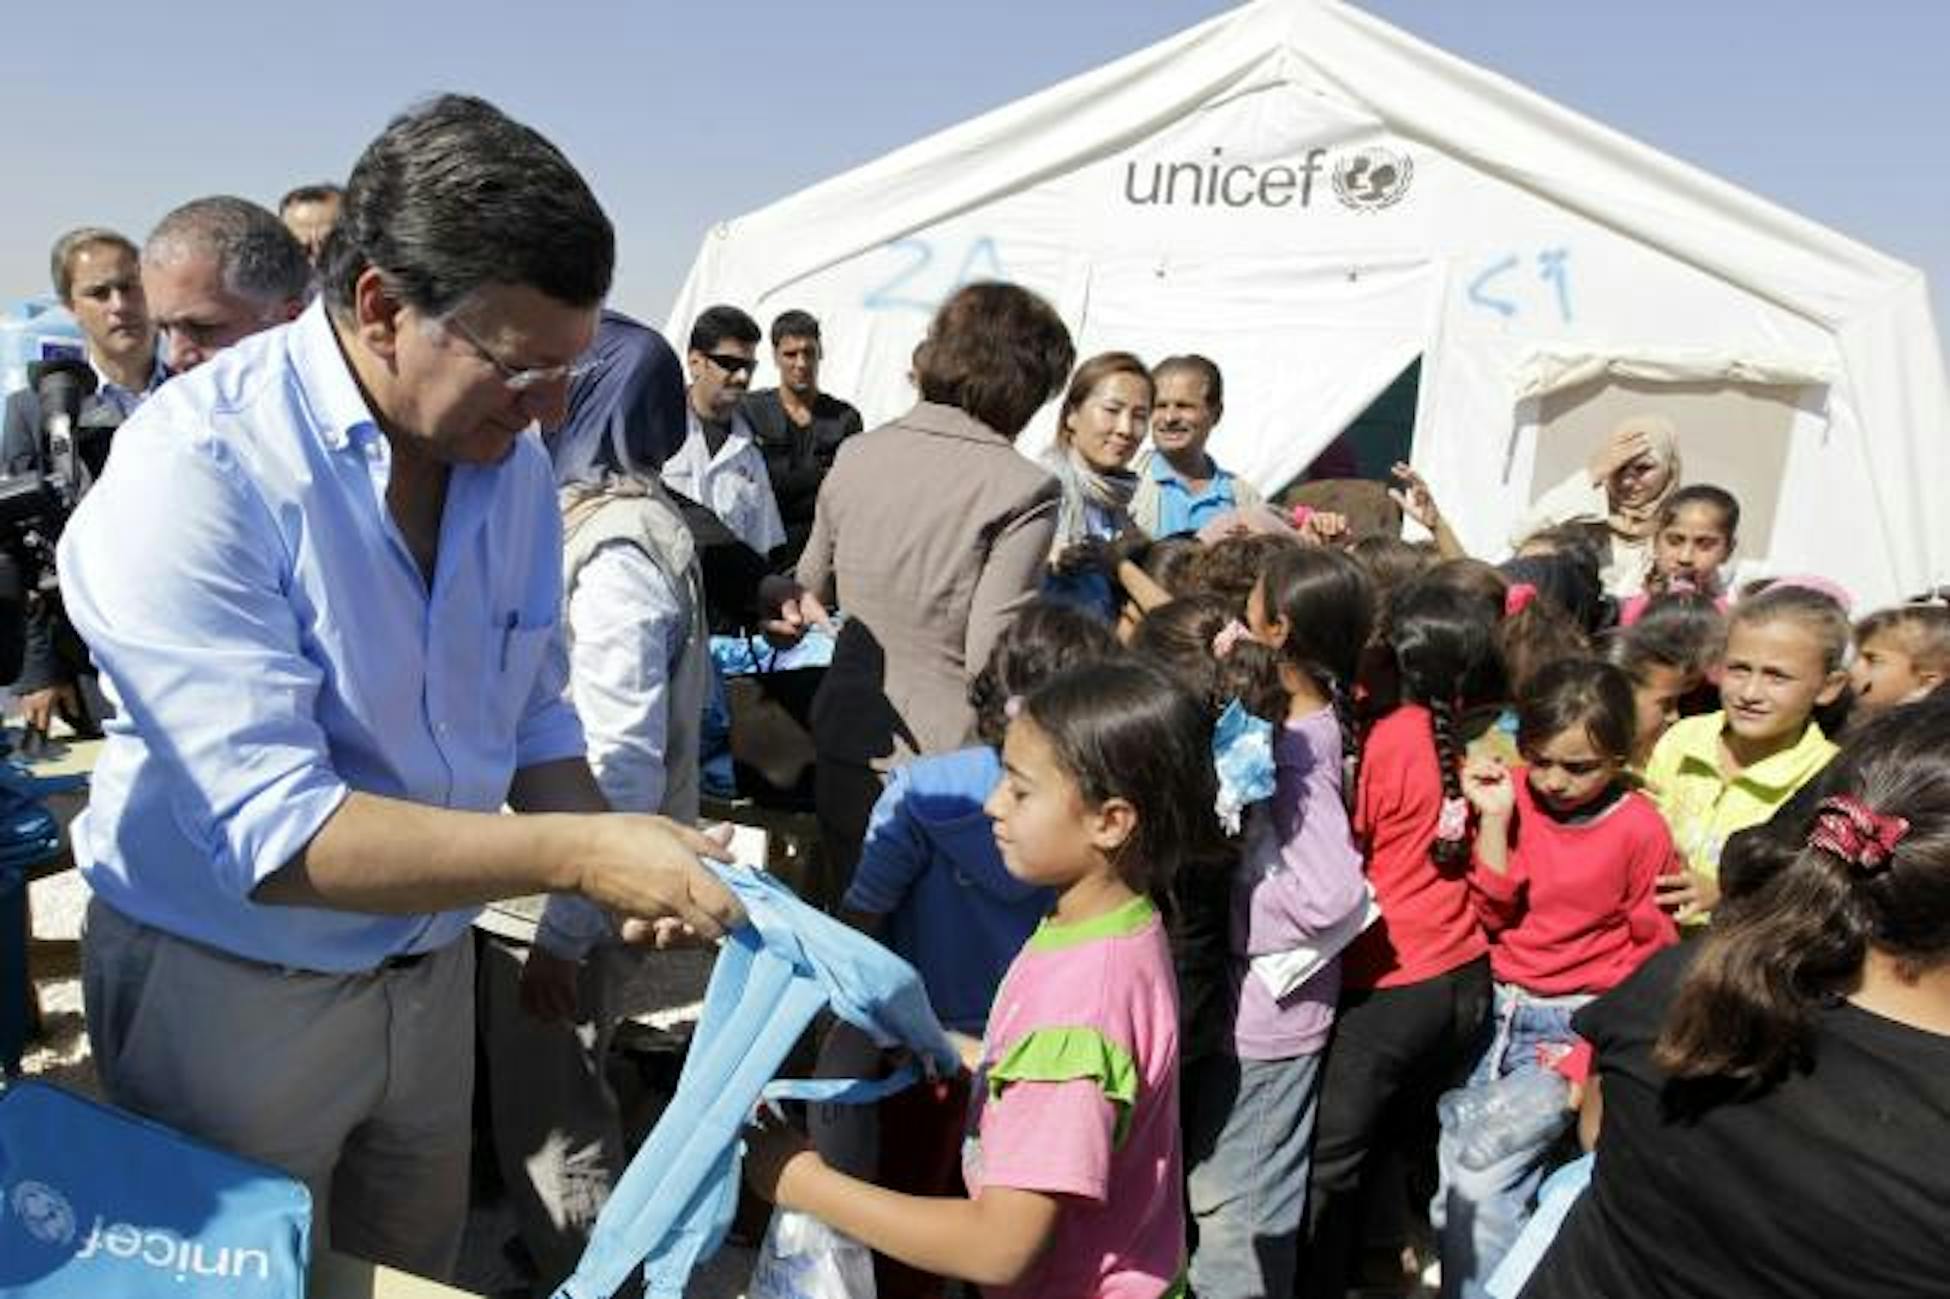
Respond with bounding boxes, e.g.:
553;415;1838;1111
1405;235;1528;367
1524;697;1950;1298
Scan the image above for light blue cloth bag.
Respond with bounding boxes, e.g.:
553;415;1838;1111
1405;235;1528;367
554;864;959;1299
1212;697;1276;835
0;1080;310;1297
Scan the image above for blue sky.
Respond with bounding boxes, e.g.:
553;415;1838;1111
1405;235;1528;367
5;1;1945;337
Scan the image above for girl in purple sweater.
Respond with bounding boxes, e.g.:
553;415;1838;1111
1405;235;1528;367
1131;545;1375;1299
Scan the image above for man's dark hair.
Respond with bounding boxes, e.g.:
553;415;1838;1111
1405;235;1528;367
278;182;343;215
146;196;311;305
912;282;1074;439
1152;353;1225;416
321;95;613;319
769;309;821;347
690;304;761;355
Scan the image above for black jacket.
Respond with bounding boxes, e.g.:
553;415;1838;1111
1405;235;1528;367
739;388;863;566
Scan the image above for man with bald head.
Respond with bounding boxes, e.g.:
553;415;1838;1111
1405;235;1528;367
142;196;310;372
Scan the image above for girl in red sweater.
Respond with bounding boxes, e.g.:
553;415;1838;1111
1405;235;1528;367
1303;579;1503;1299
1433;658;1679;1298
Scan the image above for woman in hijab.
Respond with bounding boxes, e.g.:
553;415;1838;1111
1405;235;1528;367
1039;351;1152;619
1515;414;1682;597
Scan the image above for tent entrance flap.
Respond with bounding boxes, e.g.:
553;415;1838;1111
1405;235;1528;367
1282;356;1421;493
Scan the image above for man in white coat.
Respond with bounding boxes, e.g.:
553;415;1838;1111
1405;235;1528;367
660;303;786;558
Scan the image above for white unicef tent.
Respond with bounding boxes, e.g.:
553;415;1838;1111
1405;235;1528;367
665;0;1949;606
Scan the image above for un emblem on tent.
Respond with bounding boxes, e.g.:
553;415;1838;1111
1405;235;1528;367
1332;147;1414;212
9;1180;78;1246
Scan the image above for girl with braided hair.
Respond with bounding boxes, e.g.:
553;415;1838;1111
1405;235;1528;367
1523;696;1950;1298
1303;577;1506;1299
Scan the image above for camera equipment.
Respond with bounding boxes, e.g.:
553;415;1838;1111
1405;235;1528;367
0;358;120;681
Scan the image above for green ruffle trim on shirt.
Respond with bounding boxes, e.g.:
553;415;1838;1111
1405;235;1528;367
1027;894;1158;953
987;1025;1141;1146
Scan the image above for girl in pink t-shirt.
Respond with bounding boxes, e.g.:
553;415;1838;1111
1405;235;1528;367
747;658;1222;1297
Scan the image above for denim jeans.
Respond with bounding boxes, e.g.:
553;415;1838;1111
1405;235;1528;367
1184;1051;1323;1299
1431;982;1585;1299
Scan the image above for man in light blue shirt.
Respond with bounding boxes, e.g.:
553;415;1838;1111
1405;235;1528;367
58;95;740;1282
1129;353;1263;538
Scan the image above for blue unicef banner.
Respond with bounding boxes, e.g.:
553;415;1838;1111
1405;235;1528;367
0;1081;309;1296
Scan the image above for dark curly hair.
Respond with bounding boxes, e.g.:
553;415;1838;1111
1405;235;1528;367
1181;532;1303;617
1129;595;1284;727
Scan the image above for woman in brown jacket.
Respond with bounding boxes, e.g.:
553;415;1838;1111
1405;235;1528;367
796;281;1075;889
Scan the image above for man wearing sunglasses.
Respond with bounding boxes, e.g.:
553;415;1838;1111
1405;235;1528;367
56;95;740;1282
660;303;787;558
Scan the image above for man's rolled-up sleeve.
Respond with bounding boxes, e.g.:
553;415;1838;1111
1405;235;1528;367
57;433;350;900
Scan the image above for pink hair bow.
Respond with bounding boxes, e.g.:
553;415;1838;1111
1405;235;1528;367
1212;619;1253;659
1436;795;1470;844
1504;582;1539;617
1808;795;1909;878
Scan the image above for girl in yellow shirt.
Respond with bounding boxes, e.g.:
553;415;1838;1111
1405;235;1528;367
1644;586;1848;922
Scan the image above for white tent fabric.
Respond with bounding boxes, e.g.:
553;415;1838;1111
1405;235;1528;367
666;0;1948;606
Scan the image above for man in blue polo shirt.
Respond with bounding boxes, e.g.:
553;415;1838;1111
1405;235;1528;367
1130;353;1263;538
57;96;741;1281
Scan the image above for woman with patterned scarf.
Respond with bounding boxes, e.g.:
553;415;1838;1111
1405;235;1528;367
1041;351;1152;620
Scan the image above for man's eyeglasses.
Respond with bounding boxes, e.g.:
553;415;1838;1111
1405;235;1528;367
442;313;598;393
703;352;758;378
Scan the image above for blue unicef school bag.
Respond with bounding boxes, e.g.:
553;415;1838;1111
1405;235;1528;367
0;1079;310;1296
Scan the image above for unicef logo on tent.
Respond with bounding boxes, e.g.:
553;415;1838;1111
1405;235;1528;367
1332;147;1414;212
9;1179;79;1247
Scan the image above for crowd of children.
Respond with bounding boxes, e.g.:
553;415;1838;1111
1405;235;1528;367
726;350;1950;1299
